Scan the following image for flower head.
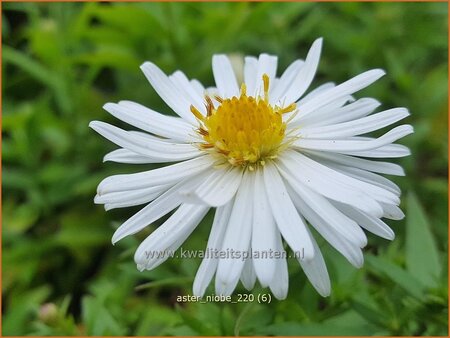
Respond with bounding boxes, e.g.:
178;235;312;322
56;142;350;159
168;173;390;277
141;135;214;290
90;38;412;299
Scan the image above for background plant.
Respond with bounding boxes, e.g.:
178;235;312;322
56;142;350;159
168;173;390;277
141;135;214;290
2;2;448;335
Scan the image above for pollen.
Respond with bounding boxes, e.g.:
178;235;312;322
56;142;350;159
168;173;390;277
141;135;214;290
191;74;297;168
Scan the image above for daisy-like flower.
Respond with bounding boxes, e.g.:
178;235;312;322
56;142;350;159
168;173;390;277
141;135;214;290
90;38;412;299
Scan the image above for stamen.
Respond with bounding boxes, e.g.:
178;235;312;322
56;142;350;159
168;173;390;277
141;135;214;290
279;102;297;114
205;96;214;117
263;73;269;103
190;105;204;122
198;128;209;136
240;83;247;96
192;74;295;168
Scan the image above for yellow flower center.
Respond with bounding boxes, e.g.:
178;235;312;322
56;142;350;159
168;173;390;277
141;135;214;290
191;74;297;169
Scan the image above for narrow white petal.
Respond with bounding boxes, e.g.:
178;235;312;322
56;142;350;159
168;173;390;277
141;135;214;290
103;149;155;164
294;125;414;154
380;202;405;220
104;101;193;142
292;69;386;123
169;71;206;115
292;152;399;205
89;121;201;163
282;38;323;104
215;172;253;296
95;184;169;208
347;143;411;158
282;175;367;248
298;98;380;128
325;163;401;196
299;226;331;297
244;56;258;95
334;202;395;240
270;60;305;105
299;108;410;139
305;150;405;176
181;167;243;207
140;62;197;124
277;151;384;216
212;55;239;98
296;82;335;106
97;155;213;195
134;204;209;268
111;174;204;244
240;258;257;291
263;162;315;260
289;95;353;128
268;232;289;300
190;79;206;97
252;170;278;287
193;202;233;297
252;53;278;97
288;187;364;267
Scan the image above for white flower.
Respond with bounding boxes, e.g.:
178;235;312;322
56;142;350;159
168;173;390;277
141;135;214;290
90;38;412;300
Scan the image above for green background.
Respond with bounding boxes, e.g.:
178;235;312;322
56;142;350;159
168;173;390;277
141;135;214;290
2;2;448;336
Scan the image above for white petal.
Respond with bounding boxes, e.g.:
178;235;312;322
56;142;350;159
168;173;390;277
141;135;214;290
282;175;367;247
282;38;323;104
305;150;405;176
240;258;257;291
89;121;201;163
334;202;395;240
292;69;386;123
140;62;198;124
169;71;206;115
290;95;353;128
291;152;399;205
212;54;239;98
111;174;204;244
277;151;384;217
380;202;405;220
134;203;209;268
325;163;401;196
296;82;335;106
103;149;154;164
299;226;331;297
252;170;278;287
215;171;253;296
243;56;258;95
103;101;193;142
252;53;278;97
288;187;364;267
270;60;305;105
299;108;410;139
95;184;170;208
181;166;243;207
268;231;289;300
263;162;315;260
97;155;213;195
298;98;380;128
193;202;233;297
347;143;411;158
294;125;414;154
190;79;206;97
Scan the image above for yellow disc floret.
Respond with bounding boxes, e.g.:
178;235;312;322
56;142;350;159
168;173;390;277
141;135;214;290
191;74;296;169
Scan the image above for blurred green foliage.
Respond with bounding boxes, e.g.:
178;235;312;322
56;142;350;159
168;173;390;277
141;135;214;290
2;2;448;336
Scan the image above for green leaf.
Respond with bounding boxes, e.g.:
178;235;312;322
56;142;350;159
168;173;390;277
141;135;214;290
82;296;126;335
366;255;425;299
2;46;71;114
175;303;220;335
2;286;51;335
406;192;442;287
350;299;388;328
